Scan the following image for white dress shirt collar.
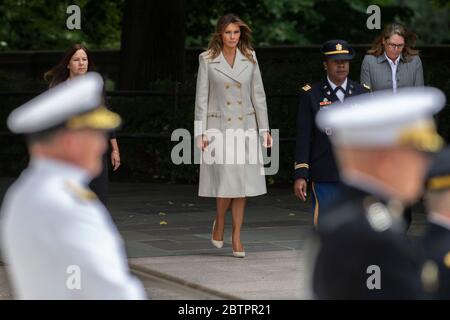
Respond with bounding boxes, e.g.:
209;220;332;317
342;170;398;202
385;53;401;93
30;156;91;185
428;212;450;231
385;52;401;66
327;76;347;102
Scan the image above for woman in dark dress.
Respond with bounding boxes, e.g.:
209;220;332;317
44;43;120;205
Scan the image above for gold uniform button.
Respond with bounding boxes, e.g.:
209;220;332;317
237;101;242;105
238;116;243;121
227;102;231;106
225;85;230;89
444;252;450;268
227;117;232;122
236;84;241;88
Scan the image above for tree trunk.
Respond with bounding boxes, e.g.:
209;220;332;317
119;0;186;89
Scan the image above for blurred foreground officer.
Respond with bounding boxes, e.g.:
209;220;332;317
294;40;369;228
0;73;146;299
311;87;446;299
422;147;450;299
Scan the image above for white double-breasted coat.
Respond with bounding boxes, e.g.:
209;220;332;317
195;48;270;197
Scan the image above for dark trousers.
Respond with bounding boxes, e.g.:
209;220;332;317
89;153;108;206
404;207;412;230
311;181;342;229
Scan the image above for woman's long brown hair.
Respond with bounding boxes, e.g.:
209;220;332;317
367;23;419;62
207;13;255;64
44;43;95;88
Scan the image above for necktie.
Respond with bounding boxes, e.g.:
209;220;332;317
334;86;345;94
334;86;345;102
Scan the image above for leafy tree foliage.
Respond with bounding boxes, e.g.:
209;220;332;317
0;0;123;50
0;0;448;50
186;0;449;46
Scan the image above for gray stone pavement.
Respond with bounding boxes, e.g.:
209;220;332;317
0;178;429;299
109;182;315;299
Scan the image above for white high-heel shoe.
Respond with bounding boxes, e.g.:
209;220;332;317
211;220;223;249
231;235;245;258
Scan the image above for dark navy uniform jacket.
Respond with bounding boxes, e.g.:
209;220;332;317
421;221;450;299
294;78;370;181
312;184;425;299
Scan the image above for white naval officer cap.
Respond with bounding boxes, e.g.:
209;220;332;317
7;72;121;134
316;87;446;153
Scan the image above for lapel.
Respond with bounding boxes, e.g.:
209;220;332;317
344;79;355;98
321;78;340;104
376;54;387;64
233;48;250;79
212;48;249;83
397;54;406;73
378;53;405;68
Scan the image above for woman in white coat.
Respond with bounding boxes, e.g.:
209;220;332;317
195;14;272;258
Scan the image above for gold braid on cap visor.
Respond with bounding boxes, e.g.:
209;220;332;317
428;175;450;190
397;123;443;153
66;107;121;130
324;50;350;55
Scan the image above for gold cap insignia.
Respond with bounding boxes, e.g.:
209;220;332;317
66;107;122;131
397;121;443;154
336;43;343;51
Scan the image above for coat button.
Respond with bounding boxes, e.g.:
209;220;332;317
227;117;232;122
227;102;231;106
238;116;243;121
236;83;241;88
225;84;230;89
237;100;242;105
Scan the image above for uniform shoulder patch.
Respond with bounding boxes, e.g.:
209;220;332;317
363;83;371;91
65;181;98;201
301;84;311;92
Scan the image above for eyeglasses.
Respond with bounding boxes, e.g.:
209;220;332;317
386;42;405;50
